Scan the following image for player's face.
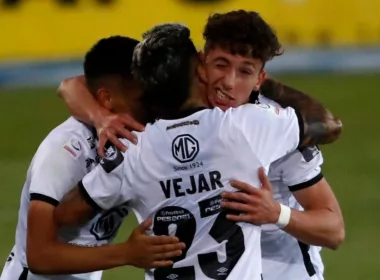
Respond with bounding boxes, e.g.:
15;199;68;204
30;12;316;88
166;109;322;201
97;80;142;114
202;47;265;111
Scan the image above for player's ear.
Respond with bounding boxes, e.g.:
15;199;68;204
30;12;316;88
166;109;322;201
253;70;267;92
96;88;112;111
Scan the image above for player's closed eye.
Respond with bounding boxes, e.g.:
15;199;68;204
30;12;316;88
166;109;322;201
239;68;253;75
215;63;228;69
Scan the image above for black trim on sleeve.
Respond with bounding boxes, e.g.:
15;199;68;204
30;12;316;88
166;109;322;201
30;193;59;207
288;172;324;192
298;241;316;277
19;267;29;280
294;109;304;148
78;180;102;212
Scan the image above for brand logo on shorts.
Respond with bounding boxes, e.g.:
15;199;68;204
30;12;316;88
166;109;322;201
172;134;199;163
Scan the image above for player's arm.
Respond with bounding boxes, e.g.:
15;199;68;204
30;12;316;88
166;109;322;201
57;76;144;156
55;143;131;227
222;168;345;250
28;142;183;274
279;150;345;249
57;75;105;125
284;177;345;250
29;200;183;274
260;78;343;146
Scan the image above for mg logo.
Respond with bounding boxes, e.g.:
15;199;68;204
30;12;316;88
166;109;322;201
172;134;199;163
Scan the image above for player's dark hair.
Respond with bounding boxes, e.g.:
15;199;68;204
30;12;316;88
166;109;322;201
203;10;283;64
84;36;140;94
132;23;198;116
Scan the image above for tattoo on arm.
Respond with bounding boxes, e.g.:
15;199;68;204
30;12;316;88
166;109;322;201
260;78;343;147
56;187;97;226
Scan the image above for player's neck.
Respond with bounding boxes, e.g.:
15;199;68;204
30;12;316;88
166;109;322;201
178;74;209;114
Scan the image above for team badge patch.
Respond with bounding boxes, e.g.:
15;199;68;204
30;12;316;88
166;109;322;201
100;142;124;173
63;137;83;159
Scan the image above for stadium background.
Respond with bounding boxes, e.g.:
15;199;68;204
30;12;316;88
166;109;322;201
0;0;379;279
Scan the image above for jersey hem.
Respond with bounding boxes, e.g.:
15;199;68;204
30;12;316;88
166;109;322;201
78;180;102;211
30;193;59;207
288;172;324;192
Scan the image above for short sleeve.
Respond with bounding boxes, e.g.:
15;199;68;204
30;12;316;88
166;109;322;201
79;143;134;211
282;147;324;192
230;103;302;166
29;136;88;206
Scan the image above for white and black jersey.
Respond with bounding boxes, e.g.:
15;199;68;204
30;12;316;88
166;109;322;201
1;117;128;280
79;104;302;280
259;95;325;280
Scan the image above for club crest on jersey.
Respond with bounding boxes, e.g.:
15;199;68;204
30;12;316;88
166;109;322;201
90;204;129;241
100;143;124;173
172;134;199;163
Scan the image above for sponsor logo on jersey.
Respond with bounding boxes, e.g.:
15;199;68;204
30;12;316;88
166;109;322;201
87;136;96;149
172;134;199;163
85;158;96;169
70;139;82;151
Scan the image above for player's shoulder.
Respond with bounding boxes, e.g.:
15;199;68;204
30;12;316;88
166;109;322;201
226;102;295;126
35;117;97;161
258;94;282;108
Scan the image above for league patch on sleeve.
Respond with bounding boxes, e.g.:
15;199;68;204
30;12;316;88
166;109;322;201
299;146;320;162
62;138;83;159
100;142;124;173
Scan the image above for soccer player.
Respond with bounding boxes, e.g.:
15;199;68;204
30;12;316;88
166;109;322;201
53;23;335;280
58;11;344;279
0;36;184;280
200;11;345;280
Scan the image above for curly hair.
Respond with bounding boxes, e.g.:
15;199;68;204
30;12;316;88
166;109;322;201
203;10;283;63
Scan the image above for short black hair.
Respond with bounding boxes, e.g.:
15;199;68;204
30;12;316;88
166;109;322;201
84;36;140;94
132;23;197;115
203;10;283;64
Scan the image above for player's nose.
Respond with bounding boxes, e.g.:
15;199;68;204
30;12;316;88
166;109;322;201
221;69;236;90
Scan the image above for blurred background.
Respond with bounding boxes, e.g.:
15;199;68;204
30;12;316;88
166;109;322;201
0;0;380;279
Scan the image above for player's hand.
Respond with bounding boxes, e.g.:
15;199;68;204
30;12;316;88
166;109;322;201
124;218;185;269
221;167;281;225
93;110;145;157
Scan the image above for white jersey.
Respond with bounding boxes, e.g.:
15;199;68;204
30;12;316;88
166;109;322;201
1;117;128;280
80;104;301;280
259;95;325;280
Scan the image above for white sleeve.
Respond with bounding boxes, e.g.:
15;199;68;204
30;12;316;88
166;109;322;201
230;103;302;166
281;147;324;191
29;136;87;206
79;142;134;211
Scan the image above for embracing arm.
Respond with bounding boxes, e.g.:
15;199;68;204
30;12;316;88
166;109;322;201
57;76;144;156
283;178;345;250
27;200;131;274
260;78;343;147
57;75;106;125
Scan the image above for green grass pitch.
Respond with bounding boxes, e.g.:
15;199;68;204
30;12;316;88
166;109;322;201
0;73;379;279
